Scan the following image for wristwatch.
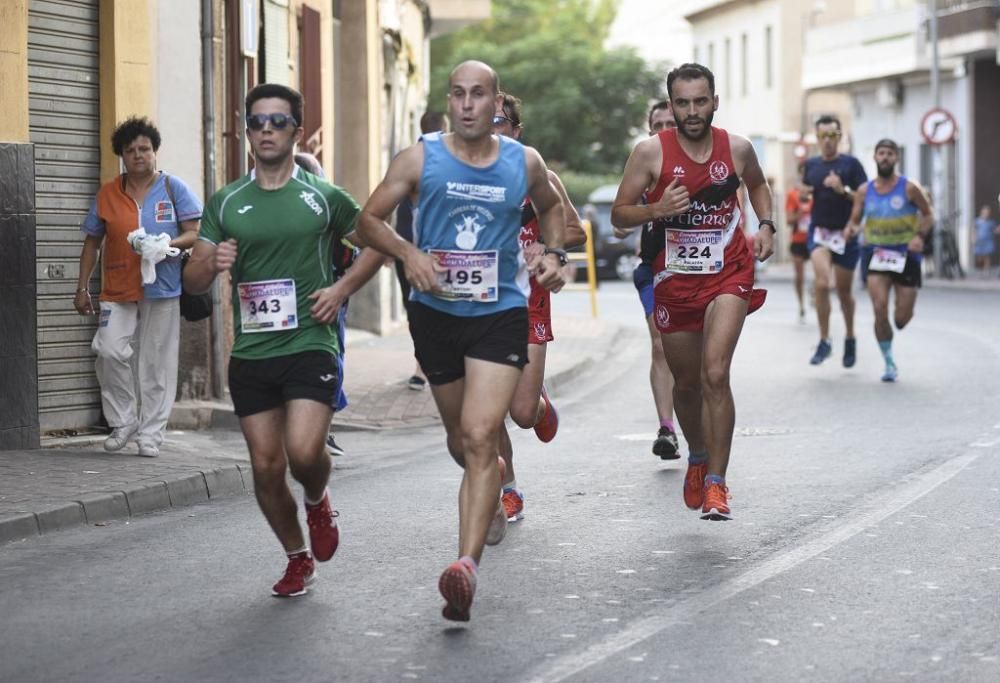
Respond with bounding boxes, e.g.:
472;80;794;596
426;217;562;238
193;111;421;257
543;247;569;266
758;219;777;234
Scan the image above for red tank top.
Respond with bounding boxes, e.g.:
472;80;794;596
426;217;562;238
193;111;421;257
519;198;539;248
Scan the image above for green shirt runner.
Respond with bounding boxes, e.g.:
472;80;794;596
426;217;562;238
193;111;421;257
199;168;360;360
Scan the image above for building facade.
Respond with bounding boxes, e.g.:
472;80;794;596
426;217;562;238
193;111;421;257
0;0;489;450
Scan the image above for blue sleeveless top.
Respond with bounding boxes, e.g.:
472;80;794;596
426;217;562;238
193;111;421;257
863;175;920;252
412;132;529;316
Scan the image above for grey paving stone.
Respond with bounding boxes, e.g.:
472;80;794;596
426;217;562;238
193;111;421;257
77;492;130;525
124;482;171;516
164;474;209;507
35;503;85;535
203;467;247;499
0;512;39;545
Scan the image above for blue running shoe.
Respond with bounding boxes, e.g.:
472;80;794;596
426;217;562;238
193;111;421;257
810;339;832;365
881;363;897;382
843;337;857;368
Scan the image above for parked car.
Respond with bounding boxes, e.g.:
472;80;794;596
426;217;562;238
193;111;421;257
583;184;639;281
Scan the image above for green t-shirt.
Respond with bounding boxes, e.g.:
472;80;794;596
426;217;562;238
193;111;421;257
199;168;360;360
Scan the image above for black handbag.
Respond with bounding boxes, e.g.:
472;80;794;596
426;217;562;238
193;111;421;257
163;174;213;322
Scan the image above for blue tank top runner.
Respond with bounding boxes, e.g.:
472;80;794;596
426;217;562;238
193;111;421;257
413;132;529;317
863;175;921;260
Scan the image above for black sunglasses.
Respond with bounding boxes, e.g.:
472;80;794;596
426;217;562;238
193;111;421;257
492;115;519;127
246;113;298;131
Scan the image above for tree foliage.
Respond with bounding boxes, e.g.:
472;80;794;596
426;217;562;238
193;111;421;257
429;0;667;174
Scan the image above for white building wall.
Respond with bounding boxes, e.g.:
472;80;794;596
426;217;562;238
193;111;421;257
151;0;205;201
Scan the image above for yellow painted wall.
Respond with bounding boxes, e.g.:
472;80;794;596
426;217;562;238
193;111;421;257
0;0;30;142
99;0;154;181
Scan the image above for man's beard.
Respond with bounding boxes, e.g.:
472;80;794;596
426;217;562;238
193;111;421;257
877;162;895;178
677;111;714;141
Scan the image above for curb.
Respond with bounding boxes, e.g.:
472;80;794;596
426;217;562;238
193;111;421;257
0;464;253;548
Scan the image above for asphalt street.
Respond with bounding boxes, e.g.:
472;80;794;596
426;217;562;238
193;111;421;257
1;276;998;683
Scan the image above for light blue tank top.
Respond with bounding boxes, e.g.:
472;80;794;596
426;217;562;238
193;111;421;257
863;175;919;249
412;132;529;316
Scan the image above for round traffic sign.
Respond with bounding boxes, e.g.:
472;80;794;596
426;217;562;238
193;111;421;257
920;108;957;145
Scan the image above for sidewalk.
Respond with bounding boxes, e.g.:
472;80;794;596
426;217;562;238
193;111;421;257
758;261;1000;292
0;316;627;546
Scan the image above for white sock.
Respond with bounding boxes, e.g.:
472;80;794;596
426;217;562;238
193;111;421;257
304;490;326;506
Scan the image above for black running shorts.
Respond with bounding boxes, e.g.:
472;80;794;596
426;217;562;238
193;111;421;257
408;302;528;386
862;246;922;289
228;350;341;417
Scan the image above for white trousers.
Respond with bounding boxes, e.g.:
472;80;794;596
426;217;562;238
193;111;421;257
92;298;180;447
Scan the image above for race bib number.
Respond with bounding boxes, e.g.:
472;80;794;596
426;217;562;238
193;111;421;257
814;226;846;255
665;229;724;274
429;250;499;302
238;279;298;333
869;247;907;274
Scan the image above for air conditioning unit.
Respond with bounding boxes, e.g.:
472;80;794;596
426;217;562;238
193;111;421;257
876;78;904;108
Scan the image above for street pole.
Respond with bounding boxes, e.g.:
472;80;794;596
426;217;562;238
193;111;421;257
929;0;945;276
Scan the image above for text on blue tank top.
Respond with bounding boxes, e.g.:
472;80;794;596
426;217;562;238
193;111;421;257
413;132;529;317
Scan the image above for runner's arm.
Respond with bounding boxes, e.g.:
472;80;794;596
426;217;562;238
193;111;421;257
547;169;586;248
182;238;220;295
611;138;660;229
525;148;567;292
356;144;442;293
733;135;774;261
844;181;868;240
170;219;200;251
308;247;385;324
906;180;935;253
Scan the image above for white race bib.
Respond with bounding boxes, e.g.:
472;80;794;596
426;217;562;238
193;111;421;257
814;226;846;255
238;279;298;333
665;229;724;274
868;247;907;274
429;250;499;302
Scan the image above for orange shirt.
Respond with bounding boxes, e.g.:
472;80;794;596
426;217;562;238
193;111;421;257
785;188;813;245
81;175;144;302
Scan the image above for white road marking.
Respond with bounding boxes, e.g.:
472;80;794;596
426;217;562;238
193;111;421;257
525;451;979;683
615;434;654;441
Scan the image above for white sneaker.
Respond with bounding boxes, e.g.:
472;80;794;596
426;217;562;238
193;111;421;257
104;424;138;452
137;442;160;457
485;497;508;546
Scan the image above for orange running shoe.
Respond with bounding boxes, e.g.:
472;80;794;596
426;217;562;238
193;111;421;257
439;558;478;621
533;386;559;443
683;462;708;510
701;481;732;521
502;488;524;522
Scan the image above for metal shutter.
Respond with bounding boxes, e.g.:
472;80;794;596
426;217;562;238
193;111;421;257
28;0;102;432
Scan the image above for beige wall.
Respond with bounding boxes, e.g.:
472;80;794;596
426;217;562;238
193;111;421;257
288;0;336;179
0;0;29;143
99;0;154;181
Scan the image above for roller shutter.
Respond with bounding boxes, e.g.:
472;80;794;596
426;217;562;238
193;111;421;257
28;0;102;432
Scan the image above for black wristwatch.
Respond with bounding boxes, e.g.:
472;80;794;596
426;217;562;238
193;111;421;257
544;247;569;266
758;219;777;234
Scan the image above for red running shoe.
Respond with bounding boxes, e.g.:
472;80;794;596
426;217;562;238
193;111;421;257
683;462;708;510
272;552;316;597
701;482;732;521
305;492;340;562
439;558;478;621
533;386;559;443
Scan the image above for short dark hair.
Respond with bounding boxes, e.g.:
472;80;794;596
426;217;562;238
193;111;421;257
814;114;841;131
420;111;448;134
874;138;898;153
647;100;670;129
498;92;523;128
245;83;304;127
111;116;161;156
667;63;715;100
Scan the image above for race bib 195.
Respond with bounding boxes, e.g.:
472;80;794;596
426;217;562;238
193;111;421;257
429;250;499;302
238;278;298;333
666;229;724;274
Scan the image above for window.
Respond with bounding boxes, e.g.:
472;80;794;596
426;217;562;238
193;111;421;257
765;25;773;89
708;42;715;71
741;33;748;97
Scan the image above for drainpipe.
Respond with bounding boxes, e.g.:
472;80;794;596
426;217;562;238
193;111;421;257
202;0;225;399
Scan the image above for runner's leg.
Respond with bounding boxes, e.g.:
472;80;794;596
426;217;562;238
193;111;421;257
284;399;334;502
647;314;675;423
454;358;520;563
792;254;806;317
509;342;546;429
834;263;856;339
241;407;305;553
660;331;705;454
867;274;893;343
810;248;833;340
699;295;749;479
892;282;918;330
